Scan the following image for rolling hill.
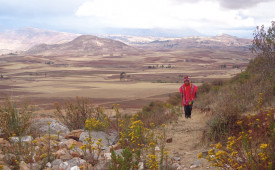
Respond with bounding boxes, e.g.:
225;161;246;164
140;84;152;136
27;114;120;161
26;35;141;56
0;27;79;54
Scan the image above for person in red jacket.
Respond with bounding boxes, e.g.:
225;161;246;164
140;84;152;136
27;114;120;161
179;76;197;118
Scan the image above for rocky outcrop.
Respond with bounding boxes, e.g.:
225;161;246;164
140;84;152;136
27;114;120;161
31;118;69;136
79;130;119;148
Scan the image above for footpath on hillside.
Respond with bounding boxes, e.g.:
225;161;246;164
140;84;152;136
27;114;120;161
163;109;217;169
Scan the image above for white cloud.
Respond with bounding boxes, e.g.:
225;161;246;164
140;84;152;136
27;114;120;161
75;0;268;33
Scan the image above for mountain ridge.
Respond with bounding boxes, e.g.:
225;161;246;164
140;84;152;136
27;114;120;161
0;27;79;54
25;35;141;56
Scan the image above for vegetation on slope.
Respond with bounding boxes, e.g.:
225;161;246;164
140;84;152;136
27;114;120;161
194;21;275;142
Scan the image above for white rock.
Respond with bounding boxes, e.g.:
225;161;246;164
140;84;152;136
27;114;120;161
138;162;144;170
67;158;86;167
104;153;112;160
155;146;160;152
70;166;80;170
79;130;119;148
190;165;199;169
173;156;181;161
176;166;183;170
31;118;69;136
171;163;181;170
46;162;52;168
59;162;70;170
52;159;63;166
10;136;33;143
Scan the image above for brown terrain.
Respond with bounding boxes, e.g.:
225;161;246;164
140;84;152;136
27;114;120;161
0;32;252;114
0;28;254;169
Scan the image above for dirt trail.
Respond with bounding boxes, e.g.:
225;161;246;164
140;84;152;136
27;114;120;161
164;109;217;169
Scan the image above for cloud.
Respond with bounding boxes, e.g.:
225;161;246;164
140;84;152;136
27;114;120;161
0;0;274;37
0;0;86;17
171;0;273;9
75;0;257;31
218;0;273;9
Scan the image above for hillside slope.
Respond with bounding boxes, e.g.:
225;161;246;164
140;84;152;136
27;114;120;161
0;27;79;53
26;35;141;56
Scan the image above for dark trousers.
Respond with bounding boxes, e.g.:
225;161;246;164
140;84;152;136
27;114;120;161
184;105;192;118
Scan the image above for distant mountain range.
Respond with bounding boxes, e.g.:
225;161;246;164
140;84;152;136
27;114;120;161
0;27;252;55
0;27;79;53
136;34;252;51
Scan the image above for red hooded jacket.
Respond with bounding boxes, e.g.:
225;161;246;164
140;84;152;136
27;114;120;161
179;83;197;106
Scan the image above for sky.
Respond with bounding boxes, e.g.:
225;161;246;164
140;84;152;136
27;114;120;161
0;0;274;38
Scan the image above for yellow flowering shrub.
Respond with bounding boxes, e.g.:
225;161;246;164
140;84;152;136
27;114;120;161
199;107;275;170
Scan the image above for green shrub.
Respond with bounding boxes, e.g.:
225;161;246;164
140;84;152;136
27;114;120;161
211;79;225;86
54;97;108;130
167;93;181;106
205;113;239;142
200;108;275;169
0;98;33;138
138;101;178;127
109;147;138;170
199;82;211;94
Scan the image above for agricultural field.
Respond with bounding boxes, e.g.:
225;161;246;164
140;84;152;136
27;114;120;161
0;47;251;115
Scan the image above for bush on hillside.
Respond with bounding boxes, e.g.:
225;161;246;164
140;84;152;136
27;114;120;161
0;98;33;138
197;21;275;142
137;101;179;127
54;97;109;130
199;108;275;170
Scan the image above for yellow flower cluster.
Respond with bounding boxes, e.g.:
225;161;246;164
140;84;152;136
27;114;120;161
146;154;159;170
85;118;105;131
68;143;76;150
40;153;47;159
260;143;268;149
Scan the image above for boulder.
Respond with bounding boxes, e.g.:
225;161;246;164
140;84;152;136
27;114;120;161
190;164;199;169
104;153;112;160
190;160;201;169
46;162;52;168
69;148;83;158
171;163;181;170
65;129;84;141
59;162;70;170
155;146;160;152
0;138;10;147
19;161;29;170
61;139;82;149
31;163;42;170
52;159;64;170
173;156;181;161
67;158;86;167
31;118;69;136
79;130;119;148
52;159;63;166
70;166;80;170
138;162;144;170
53;148;73;161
